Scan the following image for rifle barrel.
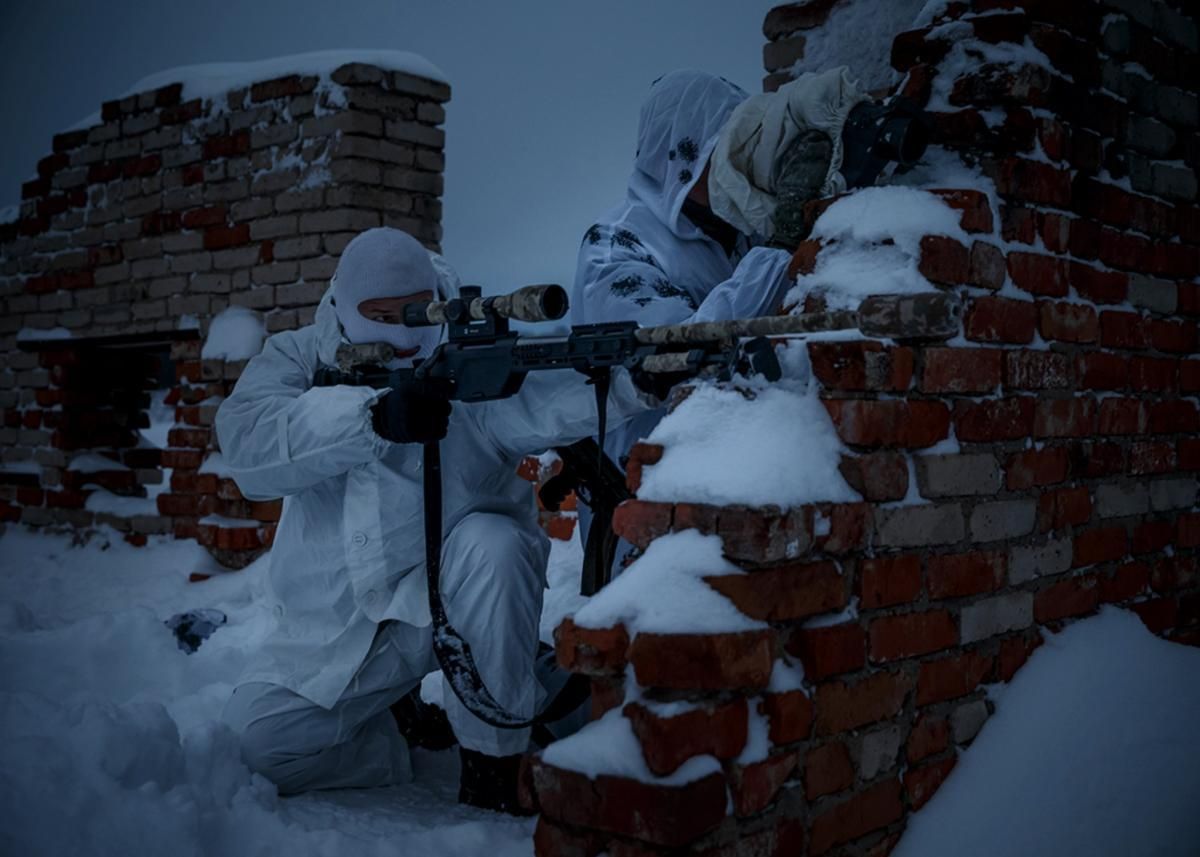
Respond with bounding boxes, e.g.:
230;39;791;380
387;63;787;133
635;292;962;345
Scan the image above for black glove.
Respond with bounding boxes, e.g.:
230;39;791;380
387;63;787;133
370;377;452;444
631;367;693;402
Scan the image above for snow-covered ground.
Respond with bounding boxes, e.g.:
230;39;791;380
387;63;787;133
2;523;1198;856
0;525;577;856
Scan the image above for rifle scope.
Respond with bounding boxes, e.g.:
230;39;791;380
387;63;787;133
839;96;930;189
402;284;569;327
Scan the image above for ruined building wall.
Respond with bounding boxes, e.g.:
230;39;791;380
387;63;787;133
532;1;1200;855
0;58;449;564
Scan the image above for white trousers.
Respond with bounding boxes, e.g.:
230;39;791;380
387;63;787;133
222;512;549;794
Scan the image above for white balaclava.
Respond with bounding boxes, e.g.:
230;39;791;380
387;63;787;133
332;227;441;363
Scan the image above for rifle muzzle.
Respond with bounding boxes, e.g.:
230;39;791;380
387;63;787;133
403;284;569;327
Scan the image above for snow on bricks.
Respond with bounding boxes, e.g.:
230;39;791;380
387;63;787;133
535;1;1200;853
0;51;449;565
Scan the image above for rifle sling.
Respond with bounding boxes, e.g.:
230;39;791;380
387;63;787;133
423;440;588;730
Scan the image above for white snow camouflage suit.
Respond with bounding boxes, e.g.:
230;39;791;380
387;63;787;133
570;70;796;548
216;232;647;792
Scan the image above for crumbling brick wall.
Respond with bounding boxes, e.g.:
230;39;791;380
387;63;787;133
0;59;449;565
532;1;1199;854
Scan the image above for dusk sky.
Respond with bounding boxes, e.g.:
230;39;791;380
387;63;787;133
1;0;779;292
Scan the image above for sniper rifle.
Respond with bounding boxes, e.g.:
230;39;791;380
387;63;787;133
315;283;961;729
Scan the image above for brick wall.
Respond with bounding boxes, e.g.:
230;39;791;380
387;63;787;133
0;58;449;564
531;1;1199;854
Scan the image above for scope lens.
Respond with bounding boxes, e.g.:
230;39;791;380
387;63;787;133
540;285;568;320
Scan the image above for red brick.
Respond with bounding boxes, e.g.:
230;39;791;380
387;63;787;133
858;555;922;609
838;452;909;501
1083;441;1126;478
954;396;1035;442
1182;361;1200;394
1179;514;1200;548
1077;352;1128;391
1005;350;1072;390
531;760;727;848
805;741;854;800
905;756;957;811
250;74;317;102
919;235;970;285
46;490;88;509
927;551;1006;598
728;752;798;818
1037;301;1098;343
1132;598;1178;635
1129;441;1176;476
762;690;814;745
968;240;1007;290
808;341;914;392
1099;396;1148;437
1097;227;1152;272
788;622;866;680
623;442;663;493
819;503;872;555
629;631;774;691
920;347;1003;394
906;713;950;764
1152;556;1197;594
917;649;993;706
1003;205;1041;244
997;632;1042;681
1069;262;1127;303
122;154;162;178
809;778;903;856
1035;575;1100;623
1181;282;1200;317
624;700;747;777
706;560;845;623
611;500;671;548
965;296;1037;343
1149;400;1200;434
717;505;813;564
1132;520;1174;556
590;678;623;721
555;618;629;676
1034;398;1096;438
203;224;251;250
1099;562;1151;603
787;239;822;277
203;131;251;160
1181;439;1200;471
814;671;912;735
823;399;950;449
992;157;1072;208
1130;357;1178;393
161;450;205;469
1149;320;1198;355
869;610;957;663
1005;446;1069;490
933;189;994;233
1099;311;1147;350
1008;251;1068;297
1072;526;1127;568
1038;210;1070;251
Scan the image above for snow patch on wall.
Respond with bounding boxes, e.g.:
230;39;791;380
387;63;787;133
571;530;764;635
201;306;266;361
542;707;722;785
790;0;927;93
786;186;967;311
